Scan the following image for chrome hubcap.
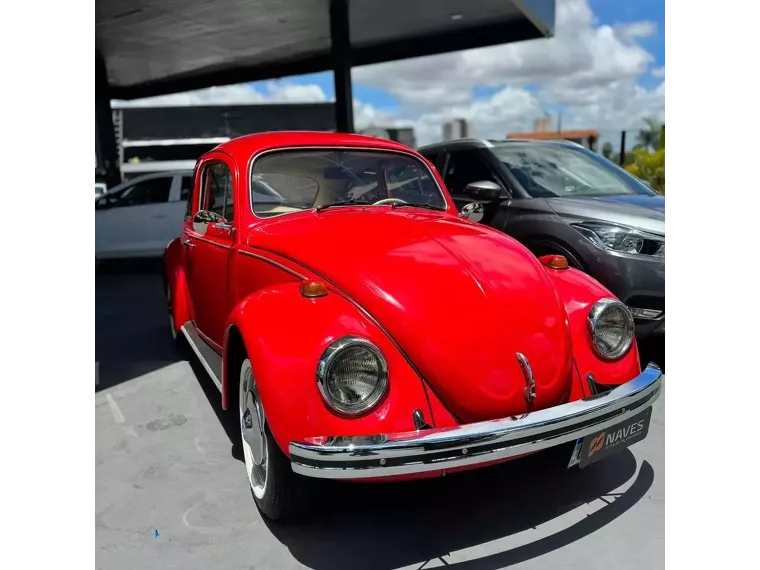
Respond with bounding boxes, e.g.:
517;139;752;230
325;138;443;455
240;365;267;494
242;390;265;465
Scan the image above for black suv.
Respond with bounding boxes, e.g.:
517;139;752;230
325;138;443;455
417;138;665;340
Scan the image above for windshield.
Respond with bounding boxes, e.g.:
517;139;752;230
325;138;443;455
251;149;447;217
492;143;656;198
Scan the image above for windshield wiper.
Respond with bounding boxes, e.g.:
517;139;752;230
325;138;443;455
390;202;445;212
315;200;367;212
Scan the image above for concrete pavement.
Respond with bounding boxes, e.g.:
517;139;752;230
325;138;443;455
95;264;664;570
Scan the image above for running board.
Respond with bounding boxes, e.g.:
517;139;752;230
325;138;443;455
181;322;223;392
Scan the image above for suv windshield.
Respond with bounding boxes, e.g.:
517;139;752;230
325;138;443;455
251;149;447;217
492;143;656;198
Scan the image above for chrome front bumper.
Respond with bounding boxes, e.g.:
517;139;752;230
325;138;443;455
289;364;663;479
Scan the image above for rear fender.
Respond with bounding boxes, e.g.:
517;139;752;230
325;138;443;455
223;282;431;455
163;239;192;333
543;266;641;394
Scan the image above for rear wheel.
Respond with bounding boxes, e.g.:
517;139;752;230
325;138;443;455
237;358;309;521
165;282;179;342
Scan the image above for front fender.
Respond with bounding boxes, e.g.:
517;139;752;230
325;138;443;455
543;266;641;396
224;283;432;456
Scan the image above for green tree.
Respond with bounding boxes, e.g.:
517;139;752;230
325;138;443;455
602;142;614;160
635;117;663;151
626;147;665;194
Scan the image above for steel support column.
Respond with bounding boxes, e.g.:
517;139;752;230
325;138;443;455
330;0;354;133
96;52;121;188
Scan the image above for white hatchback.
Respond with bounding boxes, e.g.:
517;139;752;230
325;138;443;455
95;171;193;260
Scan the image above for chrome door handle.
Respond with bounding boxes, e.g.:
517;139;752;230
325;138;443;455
181;239;194;248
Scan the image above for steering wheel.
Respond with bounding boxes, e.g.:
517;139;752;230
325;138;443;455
373;198;408;206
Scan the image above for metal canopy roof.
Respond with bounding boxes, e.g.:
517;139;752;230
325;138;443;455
96;0;555;100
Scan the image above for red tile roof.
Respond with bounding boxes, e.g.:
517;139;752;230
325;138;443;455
507;130;599;140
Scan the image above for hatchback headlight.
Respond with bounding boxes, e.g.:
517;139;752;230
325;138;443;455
316;337;389;415
571;222;664;258
588;298;635;360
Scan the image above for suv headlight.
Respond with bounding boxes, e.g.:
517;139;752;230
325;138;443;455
317;336;389;415
588;298;634;360
571;222;664;258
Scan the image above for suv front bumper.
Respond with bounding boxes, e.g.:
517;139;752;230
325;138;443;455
289;364;663;479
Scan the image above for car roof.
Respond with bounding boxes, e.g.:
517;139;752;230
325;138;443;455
417;138;586;153
100;170;192;196
214;131;417;159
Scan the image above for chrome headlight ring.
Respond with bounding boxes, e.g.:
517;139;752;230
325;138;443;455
316;336;389;416
587;298;635;360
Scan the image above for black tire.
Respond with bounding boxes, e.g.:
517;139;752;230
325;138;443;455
253;425;311;521
235;357;310;521
164;280;185;350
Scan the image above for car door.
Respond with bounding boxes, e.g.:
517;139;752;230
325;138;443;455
183;159;236;349
95;174;176;258
441;149;508;226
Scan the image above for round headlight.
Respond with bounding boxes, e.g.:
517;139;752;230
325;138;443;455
588;298;634;360
316;337;389;415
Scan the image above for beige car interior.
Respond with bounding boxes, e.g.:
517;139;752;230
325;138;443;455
252;153;383;216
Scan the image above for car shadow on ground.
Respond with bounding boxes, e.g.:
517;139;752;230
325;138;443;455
263;452;652;570
95;259;182;392
182;335;653;570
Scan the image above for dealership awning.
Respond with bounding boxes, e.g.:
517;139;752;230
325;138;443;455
97;0;555;99
95;0;555;185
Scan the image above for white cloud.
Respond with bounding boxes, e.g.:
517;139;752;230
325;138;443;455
112;81;327;108
352;0;663;145
616;21;658;39
111;0;663;148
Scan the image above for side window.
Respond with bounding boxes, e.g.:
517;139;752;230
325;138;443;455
181;175;194;218
419;151;440;172
443;150;500;196
201;163;234;222
95;177;172;209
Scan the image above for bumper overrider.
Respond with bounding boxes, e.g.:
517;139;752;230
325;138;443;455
289;364;663;479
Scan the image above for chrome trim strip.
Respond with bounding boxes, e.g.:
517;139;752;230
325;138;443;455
238;250;307;279
181;322;223;392
192;235;233;249
247;145;451;220
289;364;662;479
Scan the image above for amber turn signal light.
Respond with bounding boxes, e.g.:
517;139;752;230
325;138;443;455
299;280;328;298
538;254;569;270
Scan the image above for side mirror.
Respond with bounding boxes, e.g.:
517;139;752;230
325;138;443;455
193;210;234;238
464;180;502;201
458;202;484;223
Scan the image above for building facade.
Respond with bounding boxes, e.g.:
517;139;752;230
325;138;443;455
442;119;472;142
102;103;337;181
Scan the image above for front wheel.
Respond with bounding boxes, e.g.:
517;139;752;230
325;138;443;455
238;358;309;521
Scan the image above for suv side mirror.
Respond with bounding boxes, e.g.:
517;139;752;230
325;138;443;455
464;180;502;201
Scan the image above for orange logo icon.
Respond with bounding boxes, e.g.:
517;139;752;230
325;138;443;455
588;432;605;457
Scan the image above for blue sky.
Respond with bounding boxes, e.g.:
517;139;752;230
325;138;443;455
120;0;665;146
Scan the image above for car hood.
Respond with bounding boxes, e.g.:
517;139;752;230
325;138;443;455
547;194;665;235
249;208;574;422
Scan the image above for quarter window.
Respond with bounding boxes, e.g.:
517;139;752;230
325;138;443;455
201;163;234;222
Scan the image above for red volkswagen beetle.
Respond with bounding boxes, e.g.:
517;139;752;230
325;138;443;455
163;132;662;521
